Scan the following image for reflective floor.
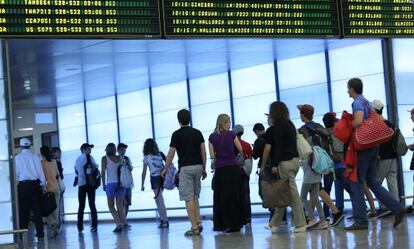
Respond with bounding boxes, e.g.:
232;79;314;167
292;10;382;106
24;213;414;249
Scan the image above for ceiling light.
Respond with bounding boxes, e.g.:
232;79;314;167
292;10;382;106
17;116;22;119
18;127;33;131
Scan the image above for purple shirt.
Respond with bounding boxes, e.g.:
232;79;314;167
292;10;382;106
209;130;238;169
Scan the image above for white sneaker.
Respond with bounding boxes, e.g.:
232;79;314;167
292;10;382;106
264;224;279;233
292;226;307;233
307;218;318;228
315;221;328;230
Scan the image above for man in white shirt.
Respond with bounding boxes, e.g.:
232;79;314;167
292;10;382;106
15;138;46;240
74;143;99;232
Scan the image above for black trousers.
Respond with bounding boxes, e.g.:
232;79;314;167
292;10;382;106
18;180;44;237
77;185;98;230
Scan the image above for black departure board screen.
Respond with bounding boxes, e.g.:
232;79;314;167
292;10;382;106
342;0;414;37
162;0;340;37
0;0;161;37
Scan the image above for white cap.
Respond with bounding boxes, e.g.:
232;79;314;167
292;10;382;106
372;99;384;111
19;138;31;147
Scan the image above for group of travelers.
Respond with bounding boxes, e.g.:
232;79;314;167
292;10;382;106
15;77;414;240
15;142;63;239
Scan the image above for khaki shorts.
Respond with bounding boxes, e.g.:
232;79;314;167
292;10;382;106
178;165;203;201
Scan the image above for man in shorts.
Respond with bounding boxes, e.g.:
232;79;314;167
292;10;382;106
162;109;207;236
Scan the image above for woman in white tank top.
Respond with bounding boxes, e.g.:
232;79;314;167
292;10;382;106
102;143;125;232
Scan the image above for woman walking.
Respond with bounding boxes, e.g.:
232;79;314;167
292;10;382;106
102;143;125;232
141;138;169;228
40;146;61;237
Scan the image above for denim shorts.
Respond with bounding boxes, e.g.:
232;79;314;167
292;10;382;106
106;182;125;197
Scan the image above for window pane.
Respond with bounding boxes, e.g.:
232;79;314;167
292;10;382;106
278;52;329;120
190;73;230;105
118;89;153;174
152;82;188;113
278;53;327;89
86;96;118;147
329;41;384;82
191;102;231;133
86;96;117;124
231;63;277;126
393;38;414;198
59;126;87;151
231;63;276;97
0;80;5;119
57;103;85;129
0;121;8;160
118;90;151;118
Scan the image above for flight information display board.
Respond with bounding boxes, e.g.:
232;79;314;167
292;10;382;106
162;0;340;37
0;0;161;37
342;0;414;37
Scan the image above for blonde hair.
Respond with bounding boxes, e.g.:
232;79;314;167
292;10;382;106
215;114;230;134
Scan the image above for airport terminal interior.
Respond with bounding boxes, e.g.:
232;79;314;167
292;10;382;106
0;37;413;249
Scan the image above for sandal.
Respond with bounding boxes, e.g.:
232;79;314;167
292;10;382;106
197;222;203;233
184;228;200;236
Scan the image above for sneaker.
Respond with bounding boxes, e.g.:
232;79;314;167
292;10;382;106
393;209;406;227
315;221;328;230
407;206;414;214
113;225;123;233
90;227;97;233
198;222;203;233
306;218;318;229
330;211;345;227
124;223;132;229
264;224;279;233
376;210;392;219
344;223;368;231
184;228;200;236
292;226;307;233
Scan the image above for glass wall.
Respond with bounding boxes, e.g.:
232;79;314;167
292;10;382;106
393;38;414;202
0;41;14;244
55;39;406;220
57;103;87;220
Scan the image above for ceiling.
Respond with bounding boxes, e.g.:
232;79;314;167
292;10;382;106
6;38;378;110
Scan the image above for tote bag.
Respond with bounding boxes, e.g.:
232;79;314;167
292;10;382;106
260;174;291;208
296;131;312;159
354;110;394;151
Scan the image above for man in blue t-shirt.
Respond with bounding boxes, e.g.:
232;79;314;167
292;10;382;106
345;78;405;230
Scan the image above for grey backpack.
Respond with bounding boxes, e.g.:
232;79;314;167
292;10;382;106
393;129;408;156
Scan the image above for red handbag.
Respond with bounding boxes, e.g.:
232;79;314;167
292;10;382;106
334;111;354;144
353;108;394;151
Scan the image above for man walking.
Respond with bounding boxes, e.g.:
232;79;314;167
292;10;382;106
15;138;46;240
345;78;405;230
162;109;207;236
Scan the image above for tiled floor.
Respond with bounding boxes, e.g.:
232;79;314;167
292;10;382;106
24;214;414;249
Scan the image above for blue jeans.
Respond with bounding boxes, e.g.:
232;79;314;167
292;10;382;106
350;146;403;226
334;168;351;213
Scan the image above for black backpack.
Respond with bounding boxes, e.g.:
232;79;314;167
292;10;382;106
84;155;101;189
301;123;331;154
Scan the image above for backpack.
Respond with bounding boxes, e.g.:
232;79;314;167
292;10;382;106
327;128;344;162
393;128;408;156
118;163;134;189
301;123;331;155
311;146;335;175
163;163;178;190
84;155;101;189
